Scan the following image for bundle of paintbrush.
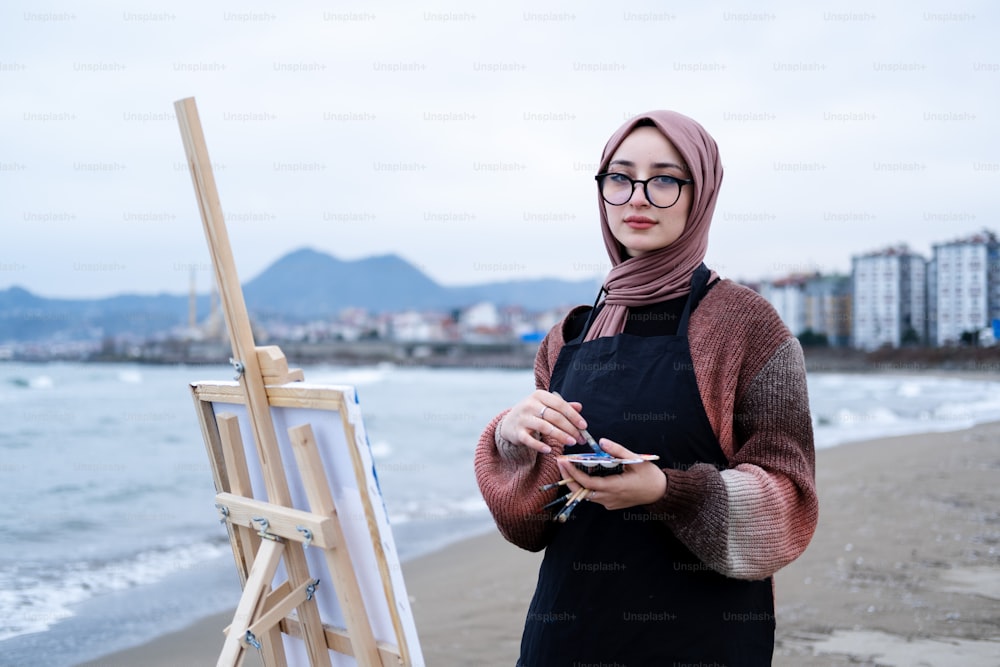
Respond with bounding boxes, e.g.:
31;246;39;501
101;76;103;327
539;481;591;523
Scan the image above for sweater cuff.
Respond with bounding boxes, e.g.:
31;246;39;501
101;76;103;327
645;469;677;522
646;465;717;527
494;411;538;466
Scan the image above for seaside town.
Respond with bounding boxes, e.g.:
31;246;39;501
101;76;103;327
759;228;999;350
4;229;999;368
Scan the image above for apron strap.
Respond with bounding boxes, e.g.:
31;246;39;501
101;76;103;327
567;287;604;346
676;263;712;336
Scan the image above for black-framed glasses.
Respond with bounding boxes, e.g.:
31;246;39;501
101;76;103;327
594;172;693;209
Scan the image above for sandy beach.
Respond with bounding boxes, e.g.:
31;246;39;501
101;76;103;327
79;420;1000;666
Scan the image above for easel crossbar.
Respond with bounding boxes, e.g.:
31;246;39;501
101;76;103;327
215;492;340;550
281;617;404;666
226;602;405;665
248;576;321;642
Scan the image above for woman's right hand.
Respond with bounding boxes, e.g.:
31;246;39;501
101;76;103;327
498;390;588;454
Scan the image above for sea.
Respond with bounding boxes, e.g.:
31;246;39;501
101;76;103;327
1;361;999;667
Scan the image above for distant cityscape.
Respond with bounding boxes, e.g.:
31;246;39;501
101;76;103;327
754;228;999;350
2;229;998;366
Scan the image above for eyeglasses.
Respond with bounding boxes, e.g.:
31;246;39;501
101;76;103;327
594;172;693;209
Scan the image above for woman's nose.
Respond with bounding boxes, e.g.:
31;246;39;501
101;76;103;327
627;181;650;206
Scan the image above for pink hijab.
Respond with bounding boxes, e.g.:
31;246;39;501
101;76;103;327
585;110;723;341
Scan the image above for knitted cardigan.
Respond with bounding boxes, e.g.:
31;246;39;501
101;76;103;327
473;279;818;581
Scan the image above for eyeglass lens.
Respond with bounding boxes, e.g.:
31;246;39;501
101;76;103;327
600;174;681;208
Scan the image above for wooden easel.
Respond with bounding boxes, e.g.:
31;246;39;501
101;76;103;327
175;97;420;666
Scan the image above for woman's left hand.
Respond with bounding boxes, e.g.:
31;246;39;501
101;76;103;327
557;438;667;511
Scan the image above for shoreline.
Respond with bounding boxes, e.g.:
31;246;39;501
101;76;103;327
79;420;1000;666
8;345;1000;376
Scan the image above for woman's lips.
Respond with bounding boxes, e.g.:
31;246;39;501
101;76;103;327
623;215;656;229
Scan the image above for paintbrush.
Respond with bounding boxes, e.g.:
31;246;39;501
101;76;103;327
541;494;570;511
555;487;590;523
550;391;610;457
580;428;611;457
539;478;571;492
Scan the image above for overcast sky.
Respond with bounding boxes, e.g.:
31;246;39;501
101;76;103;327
2;1;996;298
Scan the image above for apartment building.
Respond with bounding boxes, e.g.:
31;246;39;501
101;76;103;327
930;231;1000;345
851;246;927;350
804;274;852;347
758;274;810;337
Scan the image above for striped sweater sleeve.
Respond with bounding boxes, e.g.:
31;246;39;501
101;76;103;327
647;287;818;580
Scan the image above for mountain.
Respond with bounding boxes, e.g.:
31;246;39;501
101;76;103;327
243;249;451;317
0;248;599;342
243;248;599;316
0;286;205;343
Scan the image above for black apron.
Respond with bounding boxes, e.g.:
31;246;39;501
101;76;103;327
518;264;775;666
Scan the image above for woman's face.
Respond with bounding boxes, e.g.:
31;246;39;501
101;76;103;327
604;126;692;258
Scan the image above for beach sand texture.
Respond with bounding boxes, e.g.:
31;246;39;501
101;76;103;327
80;421;1000;667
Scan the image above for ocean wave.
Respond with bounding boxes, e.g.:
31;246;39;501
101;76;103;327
387;495;489;525
310;362;395;386
369;439;393;459
810;373;1000;449
117;369;143;384
0;539;231;642
6;375;54;389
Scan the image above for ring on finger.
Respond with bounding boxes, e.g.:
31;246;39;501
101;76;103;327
538;406;548;419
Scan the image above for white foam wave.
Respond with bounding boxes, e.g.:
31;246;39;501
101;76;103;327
310;363;394;387
387;495;489;525
29;375;54;390
369;440;393;459
810;373;1000;449
117;369;143;384
829;406;900;426
0;540;230;642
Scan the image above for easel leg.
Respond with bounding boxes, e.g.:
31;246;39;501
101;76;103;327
218;538;285;667
217;413;287;666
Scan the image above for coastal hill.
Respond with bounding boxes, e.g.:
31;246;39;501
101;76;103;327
0;248;599;342
244;248;598;317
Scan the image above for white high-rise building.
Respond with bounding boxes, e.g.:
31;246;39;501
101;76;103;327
927;256;938;345
851;246;927;350
758;275;809;337
931;231;1000;346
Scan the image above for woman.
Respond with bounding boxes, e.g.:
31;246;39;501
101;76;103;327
474;110;818;666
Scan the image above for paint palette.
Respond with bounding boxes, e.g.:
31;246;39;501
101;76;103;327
559;453;660;477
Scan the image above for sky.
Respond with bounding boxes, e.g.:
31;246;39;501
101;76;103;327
1;0;997;298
